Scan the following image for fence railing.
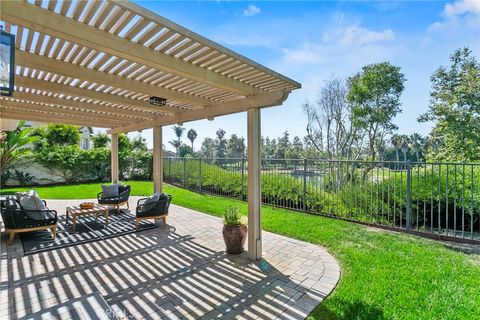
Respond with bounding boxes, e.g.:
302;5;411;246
163;157;480;242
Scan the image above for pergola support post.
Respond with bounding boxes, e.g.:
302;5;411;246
247;107;262;260
111;133;119;183
153;126;163;193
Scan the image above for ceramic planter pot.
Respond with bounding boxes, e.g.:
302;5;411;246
222;224;247;254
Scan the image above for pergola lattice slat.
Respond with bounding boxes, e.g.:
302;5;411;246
0;0;301;261
2;1;260;96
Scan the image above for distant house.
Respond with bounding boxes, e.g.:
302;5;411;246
79;126;94;150
163;150;176;158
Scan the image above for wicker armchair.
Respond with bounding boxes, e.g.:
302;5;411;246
135;193;172;229
1;196;58;245
97;184;131;213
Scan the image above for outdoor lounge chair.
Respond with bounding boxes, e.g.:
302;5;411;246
135;193;173;229
97;184;131;213
1;196;58;245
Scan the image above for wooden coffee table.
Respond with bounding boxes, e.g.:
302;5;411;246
65;204;109;233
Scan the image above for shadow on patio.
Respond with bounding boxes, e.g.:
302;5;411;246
1;201;339;320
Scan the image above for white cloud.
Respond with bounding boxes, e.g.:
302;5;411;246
444;0;480;18
243;4;261;17
282;25;396;65
338;26;395;46
427;0;480;33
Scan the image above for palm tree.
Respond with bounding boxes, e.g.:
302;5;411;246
187;129;198;152
171;125;185;155
1;121;39;186
390;134;402;161
410;133;424;162
400;135;410;162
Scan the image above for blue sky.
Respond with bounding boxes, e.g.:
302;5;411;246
116;0;480;150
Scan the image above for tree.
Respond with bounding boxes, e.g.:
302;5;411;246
275;131;291;159
34;145;87;183
400;135;410;162
92;133;110;148
215;129;227;159
171;125;185;155
419;48;480;162
131;134;148;151
0;121;39;186
33;124;80;149
46;124;80;146
168;140;181;155
348;62;406;161
118;134;133;179
178;144;194;157
84;147;110;181
390;134;402;162
304;76;363;160
227;134;246;158
187;129;198;152
410;133;424;162
200;137;216;159
286;136;304;159
262;137;277;159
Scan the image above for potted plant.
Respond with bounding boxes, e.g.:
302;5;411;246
222;207;248;254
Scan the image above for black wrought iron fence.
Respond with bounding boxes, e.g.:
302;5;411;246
163;157;480;242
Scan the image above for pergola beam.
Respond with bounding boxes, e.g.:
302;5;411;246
108;90;289;134
15;76;177;116
0;109;117;128
2;1;259;96
7;92;152;122
0;101;130;126
15;50;213;108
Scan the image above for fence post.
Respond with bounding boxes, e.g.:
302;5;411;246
183;157;187;188
199;157;202;192
406;160;412;229
168;157;171;181
241;157;245;200
303;158;307;211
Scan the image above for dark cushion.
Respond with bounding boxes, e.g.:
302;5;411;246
98;197;121;204
101;184;119;198
24;211;48;221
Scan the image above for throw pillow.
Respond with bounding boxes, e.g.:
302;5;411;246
138;193;161;212
144;192;161;205
19;194;46;211
101;184;119;198
20;193;48;221
15;189;37;202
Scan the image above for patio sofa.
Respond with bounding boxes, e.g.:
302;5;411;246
97;184;131;213
135;193;173;229
1;195;57;245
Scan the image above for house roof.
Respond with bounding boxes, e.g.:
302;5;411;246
0;0;300;133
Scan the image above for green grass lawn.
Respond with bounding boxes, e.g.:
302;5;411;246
2;181;479;320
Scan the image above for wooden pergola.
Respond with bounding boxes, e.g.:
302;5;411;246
0;0;300;260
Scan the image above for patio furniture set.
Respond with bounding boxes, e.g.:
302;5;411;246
0;184;172;245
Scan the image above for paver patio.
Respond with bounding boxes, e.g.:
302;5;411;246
1;197;340;320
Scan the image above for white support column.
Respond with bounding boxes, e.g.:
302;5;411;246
111;133;119;183
153;126;163;193
247;107;262;260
